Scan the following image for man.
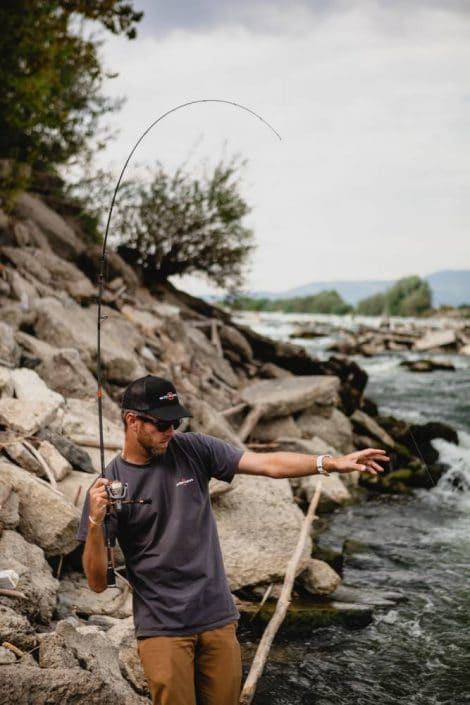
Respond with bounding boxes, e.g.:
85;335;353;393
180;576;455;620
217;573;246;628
78;375;388;705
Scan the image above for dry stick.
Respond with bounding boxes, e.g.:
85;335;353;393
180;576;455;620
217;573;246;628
239;480;323;705
221;402;248;418
22;440;57;490
0;588;27;600
238;405;265;443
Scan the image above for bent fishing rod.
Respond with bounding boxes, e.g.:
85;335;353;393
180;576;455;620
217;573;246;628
96;99;281;585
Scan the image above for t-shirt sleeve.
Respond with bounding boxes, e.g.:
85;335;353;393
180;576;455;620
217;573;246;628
192;433;244;483
76;477;118;546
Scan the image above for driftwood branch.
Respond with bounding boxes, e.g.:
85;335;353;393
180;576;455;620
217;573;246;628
0;588;28;600
69;435;122;450
22;440;57;490
221;402;248;418
239;480;323;705
238;405;265;443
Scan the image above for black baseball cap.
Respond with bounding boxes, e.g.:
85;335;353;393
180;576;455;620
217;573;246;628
121;375;192;420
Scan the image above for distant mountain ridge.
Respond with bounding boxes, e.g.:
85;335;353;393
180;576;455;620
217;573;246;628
250;270;470;307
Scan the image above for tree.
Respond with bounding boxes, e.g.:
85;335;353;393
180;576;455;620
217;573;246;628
356;292;387;316
114;160;255;292
385;275;432;316
0;0;142;171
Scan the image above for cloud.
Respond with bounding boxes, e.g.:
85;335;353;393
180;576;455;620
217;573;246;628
99;2;470;293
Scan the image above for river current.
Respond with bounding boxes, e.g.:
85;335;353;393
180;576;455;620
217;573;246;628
237;313;470;705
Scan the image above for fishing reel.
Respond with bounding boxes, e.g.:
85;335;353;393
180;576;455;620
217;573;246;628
106;480;152;512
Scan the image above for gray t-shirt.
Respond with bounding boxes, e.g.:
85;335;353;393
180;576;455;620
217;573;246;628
77;432;244;637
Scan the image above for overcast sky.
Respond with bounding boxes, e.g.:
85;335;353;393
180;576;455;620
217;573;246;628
98;0;470;295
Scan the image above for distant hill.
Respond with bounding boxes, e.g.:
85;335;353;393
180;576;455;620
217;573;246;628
246;270;470;307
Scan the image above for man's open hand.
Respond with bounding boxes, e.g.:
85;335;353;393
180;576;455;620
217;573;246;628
326;448;389;475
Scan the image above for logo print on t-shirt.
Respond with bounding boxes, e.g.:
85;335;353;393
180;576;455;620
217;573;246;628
176;478;194;487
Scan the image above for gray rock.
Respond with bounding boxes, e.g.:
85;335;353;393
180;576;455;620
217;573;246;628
0;605;37;650
297;407;355;454
57;469;98;510
57;573;132;619
252;415;302;442
0;366;14;397
0;483;19;530
414;329;457;352
37;429;95;473
219;324;253;362
0;529;59;622
3;441;44;476
39;621;148;705
300;558;341;596
106;617;148;695
62;398;123;450
240;375;340;419
351;409;395;448
0;645;16;664
0;460;80;555
258;362;293;379
14;192;85;259
34;297;146;383
213;475;311;589
0;397;61;435
0;321;20;368
38;440;72;481
11;367;64;407
186;326;239;388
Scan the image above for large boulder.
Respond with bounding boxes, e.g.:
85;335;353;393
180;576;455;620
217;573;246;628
106;617;148;695
240;375;340;419
62;398;123;450
37;429;95;474
0;530;59;622
11;367;64;407
0;397;61;435
213;475;311;589
57;574;132;620
414;329;457;352
0;605;37;650
252;415;302;442
39;620;146;704
0;461;80;555
13;192;85;259
33;297;146;382
297;408;355;454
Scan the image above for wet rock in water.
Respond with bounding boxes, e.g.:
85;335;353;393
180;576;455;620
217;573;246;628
240;375;340;419
413;329;457;352
330;584;404;608
351;409;395;449
0;529;59;622
0;460;80;555
399;358;455;372
240;598;373;636
299;558;341;596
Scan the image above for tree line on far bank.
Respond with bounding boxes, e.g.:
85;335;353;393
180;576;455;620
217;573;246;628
227;276;435;317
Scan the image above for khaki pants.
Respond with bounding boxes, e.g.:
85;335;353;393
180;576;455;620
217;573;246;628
137;621;242;705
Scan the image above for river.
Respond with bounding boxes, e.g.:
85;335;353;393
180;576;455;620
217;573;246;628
236;313;470;705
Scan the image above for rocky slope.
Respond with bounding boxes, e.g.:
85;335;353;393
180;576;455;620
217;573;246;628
0;190;459;702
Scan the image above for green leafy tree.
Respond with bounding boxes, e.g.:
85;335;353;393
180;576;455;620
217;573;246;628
114;160;255;292
385;275;432;316
0;0;141;171
356;292;387;316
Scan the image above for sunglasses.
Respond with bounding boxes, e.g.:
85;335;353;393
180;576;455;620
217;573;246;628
136;415;182;432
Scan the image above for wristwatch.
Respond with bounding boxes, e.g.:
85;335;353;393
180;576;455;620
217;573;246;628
316;454;332;476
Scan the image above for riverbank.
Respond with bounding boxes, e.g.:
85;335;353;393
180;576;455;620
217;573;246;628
0;191;464;702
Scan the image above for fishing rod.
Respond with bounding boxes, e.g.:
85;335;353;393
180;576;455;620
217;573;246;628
96;99;282;585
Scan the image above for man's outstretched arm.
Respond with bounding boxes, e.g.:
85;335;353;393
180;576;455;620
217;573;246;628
236;448;389;478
